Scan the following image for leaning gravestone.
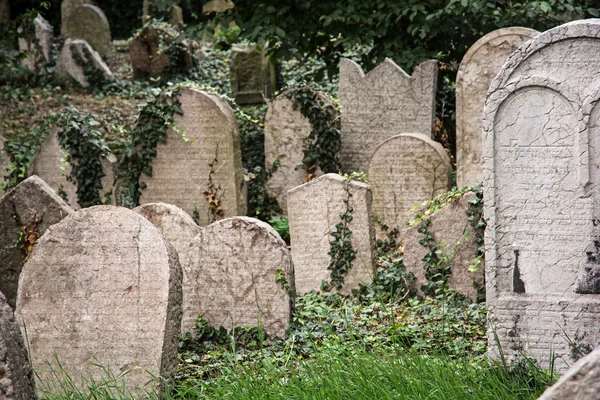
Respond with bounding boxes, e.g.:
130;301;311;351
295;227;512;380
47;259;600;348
63;4;111;55
139;87;246;226
288;173;376;294
339;58;438;173
182;217;293;337
456;27;538;188
0;292;36;399
16;206;182;392
61;0;90;35
230;44;277;104
483;19;600;372
54;39;114;88
18;15;53;73
0;175;73;309
368;133;452;238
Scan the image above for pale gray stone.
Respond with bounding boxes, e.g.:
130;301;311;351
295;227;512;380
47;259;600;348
16;206;182;392
483;19;600;372
54;39;114;88
339;58;438;173
368;133;452;239
181;216;293;337
230;44;277;104
288;173;376;294
64;4;111;55
0;291;36;400
139;87;246;225
18;16;53;73
0;175;73;309
61;0;90;35
456;27;538;188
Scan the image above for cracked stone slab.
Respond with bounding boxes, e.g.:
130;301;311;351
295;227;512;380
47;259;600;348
338;58;438;173
181;216;294;337
63;4;111;55
288;173;376;294
54;39;114;88
16;205;182;392
139;87;246;225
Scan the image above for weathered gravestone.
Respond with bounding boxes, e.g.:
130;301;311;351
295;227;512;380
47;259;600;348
403;192;484;301
339;58;438;173
0;175;73;309
288;173;376;294
61;0;90;35
169;5;183;26
54;39;114;88
30;129;117;209
0;0;10;25
63;4;111;55
456;27;539;188
368;133;452;239
18;15;53;73
16;206;182;392
182;217;293;337
483;19;600;371
230;44;277;105
139;87;246;225
0;291;36;399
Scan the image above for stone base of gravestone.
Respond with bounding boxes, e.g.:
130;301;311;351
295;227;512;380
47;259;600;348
54;39;114;88
230;44;277;105
64;4;111;55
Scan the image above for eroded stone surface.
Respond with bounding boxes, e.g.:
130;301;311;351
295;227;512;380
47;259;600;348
16;206;182;392
54;39;114;88
18;15;53;73
182;217;293;337
0;291;36;399
288;173;376;294
0;175;73;309
368;133;452;238
230;44;277;104
64;5;111;55
139;87;246;225
456;27;538;188
483;19;600;371
339;58;438;173
61;0;90;35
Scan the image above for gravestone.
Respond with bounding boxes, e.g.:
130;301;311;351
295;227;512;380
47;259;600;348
169;5;183;26
0;0;9;25
0;175;73;309
16;206;182;392
339;58;438;173
54;39;114;88
61;0;90;35
18;15;53;73
182;217;293;337
63;4;111;55
30;129;117;209
483;19;600;371
456;27;538;188
139;87;246;225
368;133;452;238
403;192;484;301
230;44;277;104
288;173;376;294
0;292;36;399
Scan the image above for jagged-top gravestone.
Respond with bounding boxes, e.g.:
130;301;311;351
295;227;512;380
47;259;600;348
63;4;111;55
0;175;73;309
230;44;277;104
0;291;36;399
339;58;438;173
139;87;246;225
368;133;452;238
61;0;90;35
16;206;182;392
18;15;53;73
456;27;538;188
288;173;376;294
483;19;600;371
54;39;114;88
182;217;293;337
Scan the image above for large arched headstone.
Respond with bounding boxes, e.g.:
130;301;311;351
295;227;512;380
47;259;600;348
16;206;182;391
61;0;91;35
63;4;111;55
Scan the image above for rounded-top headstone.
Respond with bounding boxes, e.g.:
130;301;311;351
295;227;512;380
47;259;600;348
63;4;111;55
182;216;294;337
61;0;90;35
16;205;182;392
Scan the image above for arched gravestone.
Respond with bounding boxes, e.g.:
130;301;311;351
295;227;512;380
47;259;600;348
139;87;246;226
338;58;438;173
61;0;90;35
368;133;452;238
182;217;293;337
16;206;182;392
483;19;600;372
456;27;539;188
63;4;111;55
288;173;376;294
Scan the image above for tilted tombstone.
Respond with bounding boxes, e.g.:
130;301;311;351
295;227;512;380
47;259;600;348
230;43;277;104
60;0;90;35
0;175;73;309
54;39;114;88
18;15;53;73
182;217;293;337
368;133;452;239
456;27;539;188
483;19;600;371
0;292;36;399
16;206;182;392
339;58;438;173
288;173;376;294
139;87;246;226
63;4;111;55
